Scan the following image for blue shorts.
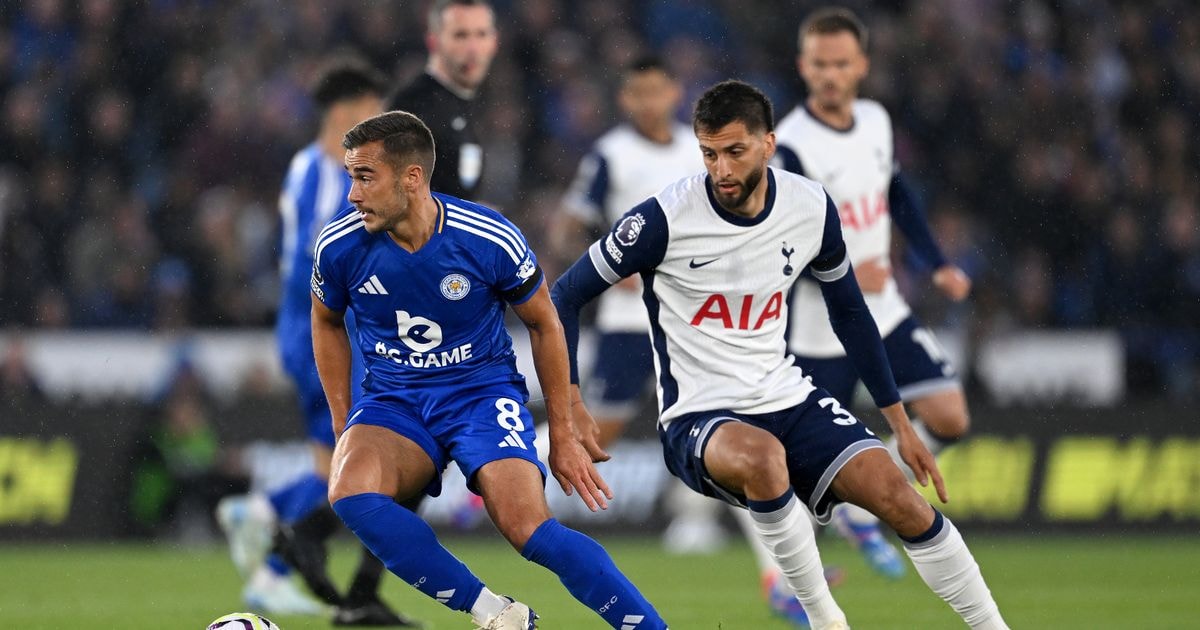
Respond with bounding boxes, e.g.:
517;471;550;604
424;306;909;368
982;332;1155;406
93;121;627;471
285;361;338;449
795;316;959;406
658;389;885;524
583;331;655;420
345;379;546;498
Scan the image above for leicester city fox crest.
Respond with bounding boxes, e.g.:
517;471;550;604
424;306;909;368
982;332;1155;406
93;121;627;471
441;273;471;300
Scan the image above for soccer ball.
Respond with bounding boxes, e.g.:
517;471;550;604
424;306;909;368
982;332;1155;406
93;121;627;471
206;612;280;630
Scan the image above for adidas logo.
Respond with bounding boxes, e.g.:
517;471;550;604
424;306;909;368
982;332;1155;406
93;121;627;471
622;614;644;629
497;430;528;449
435;588;456;604
357;275;388;295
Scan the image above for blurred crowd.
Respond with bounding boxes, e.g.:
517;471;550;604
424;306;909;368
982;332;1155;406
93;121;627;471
0;0;1197;398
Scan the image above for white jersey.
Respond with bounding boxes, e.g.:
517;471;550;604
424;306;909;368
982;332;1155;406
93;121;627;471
561;122;703;332
581;168;849;426
775;99;911;357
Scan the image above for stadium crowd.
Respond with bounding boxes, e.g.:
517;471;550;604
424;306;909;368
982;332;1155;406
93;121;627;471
0;0;1196;398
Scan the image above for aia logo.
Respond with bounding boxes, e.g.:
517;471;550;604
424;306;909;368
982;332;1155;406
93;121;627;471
691;292;783;330
839;191;888;231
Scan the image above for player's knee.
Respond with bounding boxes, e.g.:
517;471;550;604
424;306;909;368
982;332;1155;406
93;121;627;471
927;407;970;440
490;508;549;551
736;437;788;494
876;482;933;537
917;395;971;440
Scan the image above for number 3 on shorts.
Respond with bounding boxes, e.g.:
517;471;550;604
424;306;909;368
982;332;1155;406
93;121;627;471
818;396;873;434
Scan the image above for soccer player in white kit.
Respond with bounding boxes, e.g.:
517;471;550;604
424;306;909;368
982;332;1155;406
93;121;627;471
553;80;1007;630
551;56;727;554
775;7;975;582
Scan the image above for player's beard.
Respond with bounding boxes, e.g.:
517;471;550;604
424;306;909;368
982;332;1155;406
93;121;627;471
713;166;764;214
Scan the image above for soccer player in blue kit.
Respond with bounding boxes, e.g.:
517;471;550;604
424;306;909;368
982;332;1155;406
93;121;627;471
217;57;418;626
552;81;1008;629
312;110;667;630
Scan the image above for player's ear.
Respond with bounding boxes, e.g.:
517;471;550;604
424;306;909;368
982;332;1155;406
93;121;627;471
763;131;777;161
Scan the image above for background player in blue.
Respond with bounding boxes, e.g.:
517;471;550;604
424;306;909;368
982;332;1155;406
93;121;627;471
553;81;1008;629
312;110;667;630
776;7;975;584
216;57;418;626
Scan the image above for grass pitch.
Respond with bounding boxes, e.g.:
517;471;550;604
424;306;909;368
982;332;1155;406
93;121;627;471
1;533;1196;628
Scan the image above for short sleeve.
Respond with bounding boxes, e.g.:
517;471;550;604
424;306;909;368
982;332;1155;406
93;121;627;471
311;253;349;312
585;197;670;284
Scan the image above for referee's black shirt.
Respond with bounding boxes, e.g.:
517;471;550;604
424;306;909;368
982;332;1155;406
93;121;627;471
388;72;484;199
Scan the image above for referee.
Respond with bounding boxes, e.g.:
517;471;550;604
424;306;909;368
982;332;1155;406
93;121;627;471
388;0;497;200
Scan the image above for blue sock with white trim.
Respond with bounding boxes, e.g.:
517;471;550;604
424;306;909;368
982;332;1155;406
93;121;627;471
332;493;483;612
521;518;667;629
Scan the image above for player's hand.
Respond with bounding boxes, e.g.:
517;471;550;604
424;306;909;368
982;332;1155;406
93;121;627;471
896;430;949;504
549;436;614;512
570;399;611;463
855;258;891;293
932;264;971;302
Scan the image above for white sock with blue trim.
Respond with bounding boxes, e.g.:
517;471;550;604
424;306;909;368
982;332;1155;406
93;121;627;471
902;511;1008;629
747;489;846;628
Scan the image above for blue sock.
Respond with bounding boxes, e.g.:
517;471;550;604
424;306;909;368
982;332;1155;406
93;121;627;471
332;493;483;612
265;553;290;576
521;518;666;629
268;473;328;523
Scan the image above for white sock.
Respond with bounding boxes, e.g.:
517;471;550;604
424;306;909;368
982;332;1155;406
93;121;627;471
748;492;846;627
903;514;1008;629
469;586;509;625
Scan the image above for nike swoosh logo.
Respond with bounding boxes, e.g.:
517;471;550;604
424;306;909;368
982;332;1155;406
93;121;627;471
689;258;720;269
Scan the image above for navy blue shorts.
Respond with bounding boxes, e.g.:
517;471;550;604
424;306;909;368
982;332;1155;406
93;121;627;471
583;331;655;420
345;379;546;497
795;316;959;405
658;389;885;524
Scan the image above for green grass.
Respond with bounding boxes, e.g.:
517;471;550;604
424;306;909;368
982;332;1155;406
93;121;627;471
1;533;1197;628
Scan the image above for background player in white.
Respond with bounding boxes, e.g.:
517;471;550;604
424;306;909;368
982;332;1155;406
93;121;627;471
313;110;667;629
548;56;726;553
775;7;974;581
215;57;418;625
553;80;1008;630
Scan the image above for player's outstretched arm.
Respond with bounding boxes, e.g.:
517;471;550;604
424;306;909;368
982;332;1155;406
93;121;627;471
513;283;613;512
311;294;354;438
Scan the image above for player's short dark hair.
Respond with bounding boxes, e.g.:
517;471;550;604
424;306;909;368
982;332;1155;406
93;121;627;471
428;0;494;34
311;56;387;113
625;55;675;80
799;7;869;52
343;111;437;178
692;80;774;135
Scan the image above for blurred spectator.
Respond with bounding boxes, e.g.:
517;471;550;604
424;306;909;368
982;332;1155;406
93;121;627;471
0;1;1195;397
0;336;44;403
127;355;247;540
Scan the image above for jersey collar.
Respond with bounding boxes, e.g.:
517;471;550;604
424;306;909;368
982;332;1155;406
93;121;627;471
803;102;856;134
704;168;777;227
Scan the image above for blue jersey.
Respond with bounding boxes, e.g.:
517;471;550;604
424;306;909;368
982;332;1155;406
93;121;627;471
311;193;543;394
276;143;352;370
